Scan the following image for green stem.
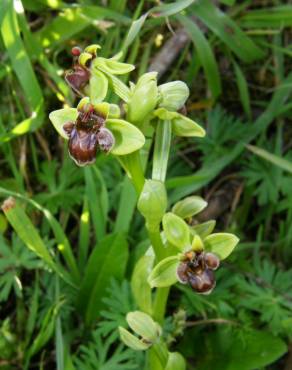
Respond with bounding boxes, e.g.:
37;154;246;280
147;227;167;262
152;120;172;182
153;287;170;324
118;151;145;194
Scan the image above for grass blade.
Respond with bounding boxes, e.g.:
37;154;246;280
0;187;80;283
191;0;265;62
239;6;292;29
2;198;60;274
233;60;251;120
178;14;221;99
247;145;292;174
0;0;44;137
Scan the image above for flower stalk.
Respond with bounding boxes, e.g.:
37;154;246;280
48;43;239;370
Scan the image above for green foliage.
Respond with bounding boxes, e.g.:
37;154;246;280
73;329;139;370
77;233;129;325
0;234;41;301
0;0;291;369
195;327;287;370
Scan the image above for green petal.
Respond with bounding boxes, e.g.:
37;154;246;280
148;255;180;288
165;352;186;370
172;113;206;137
49;108;78;139
204;233;239;260
89;70;108;104
106;118;145;155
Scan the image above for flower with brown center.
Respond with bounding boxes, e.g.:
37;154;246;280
63;101;114;166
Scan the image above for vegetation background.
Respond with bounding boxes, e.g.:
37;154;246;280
0;0;292;369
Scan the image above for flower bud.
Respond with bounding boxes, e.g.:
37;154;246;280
158;81;189;111
165;352;186;370
71;46;82;56
127;72;158;124
119;311;162;351
126;311;161;343
138;180;167;230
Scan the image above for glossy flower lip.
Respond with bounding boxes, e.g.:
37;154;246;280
60;106;114;166
62;103;114;166
176;251;219;294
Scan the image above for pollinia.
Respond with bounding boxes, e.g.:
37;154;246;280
49;44;239;370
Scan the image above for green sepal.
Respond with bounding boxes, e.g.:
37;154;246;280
89;70;108;103
162;212;191;251
138;180;167;230
153;108;205;137
119;327;150;351
172;113;205;137
49;108;78;139
158;81;189;111
204;233;239;260
93;57;135;75
148;255;180;288
172;196;207;219
126;311;161;343
106;118;145;155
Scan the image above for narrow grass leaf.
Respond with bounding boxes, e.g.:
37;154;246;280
35;6;129;48
123;0;195;50
247;145;292;174
233;61;251;120
178;14;221;99
239;6;292;29
2;198;58;273
191;0;265;62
